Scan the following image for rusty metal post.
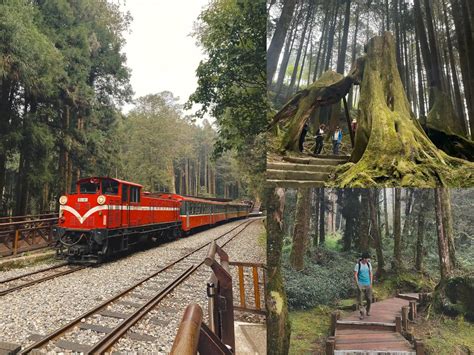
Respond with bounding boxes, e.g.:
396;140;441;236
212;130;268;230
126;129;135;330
170;304;203;355
395;316;402;333
325;336;335;355
205;241;235;352
13;229;20;255
402;306;409;331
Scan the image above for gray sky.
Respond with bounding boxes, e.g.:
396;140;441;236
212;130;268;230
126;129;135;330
120;0;209;114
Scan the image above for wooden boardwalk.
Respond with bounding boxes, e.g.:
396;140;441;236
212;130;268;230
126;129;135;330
326;294;425;355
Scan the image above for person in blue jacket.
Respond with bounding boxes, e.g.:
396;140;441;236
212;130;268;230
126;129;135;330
332;126;343;155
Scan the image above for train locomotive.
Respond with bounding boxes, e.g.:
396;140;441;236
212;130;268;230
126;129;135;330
54;177;250;263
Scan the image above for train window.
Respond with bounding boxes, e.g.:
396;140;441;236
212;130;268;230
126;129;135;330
79;180;100;194
130;186;141;203
180;202;187;215
122;185;128;202
102;179;119;195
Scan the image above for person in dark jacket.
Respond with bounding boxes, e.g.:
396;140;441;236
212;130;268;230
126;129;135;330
299;122;309;152
314;123;326;155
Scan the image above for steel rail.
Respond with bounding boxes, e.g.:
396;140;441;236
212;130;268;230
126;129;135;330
0;263;68;284
19;219;257;354
90;219;256;354
0;266;85;297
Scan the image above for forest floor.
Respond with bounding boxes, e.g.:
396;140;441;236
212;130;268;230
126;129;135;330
285;233;474;354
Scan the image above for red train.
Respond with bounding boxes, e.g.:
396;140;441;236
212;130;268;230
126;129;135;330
54;177;250;263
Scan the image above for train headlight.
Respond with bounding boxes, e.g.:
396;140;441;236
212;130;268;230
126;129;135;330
97;195;106;205
59;196;68;205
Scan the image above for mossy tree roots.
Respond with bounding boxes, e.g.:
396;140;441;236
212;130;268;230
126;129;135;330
333;32;474;187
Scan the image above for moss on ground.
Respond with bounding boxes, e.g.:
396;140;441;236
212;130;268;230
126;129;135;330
0;251;56;272
373;271;436;301
413;314;474;354
289;305;346;354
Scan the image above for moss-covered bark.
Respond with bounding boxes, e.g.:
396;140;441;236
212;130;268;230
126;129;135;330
333;32;474;187
290;188;310;271
265;187;291;355
434;274;474;321
270;59;364;152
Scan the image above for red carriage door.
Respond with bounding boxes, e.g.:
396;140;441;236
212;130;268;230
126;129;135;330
121;184;129;227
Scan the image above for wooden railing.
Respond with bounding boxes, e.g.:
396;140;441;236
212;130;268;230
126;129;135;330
0;214;58;257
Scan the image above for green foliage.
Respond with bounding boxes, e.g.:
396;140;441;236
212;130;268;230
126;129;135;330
283;248;355;309
289;306;336;355
187;0;266;197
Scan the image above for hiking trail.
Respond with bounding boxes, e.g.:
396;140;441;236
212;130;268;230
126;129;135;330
326;293;427;355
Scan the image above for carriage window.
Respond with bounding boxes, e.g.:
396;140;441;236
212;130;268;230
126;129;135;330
79;180;100;194
102;179;119;195
122;185;129;202
130;186;141;203
180;202;187;215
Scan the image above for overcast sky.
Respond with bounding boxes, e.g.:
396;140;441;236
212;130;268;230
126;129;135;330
119;0;209;114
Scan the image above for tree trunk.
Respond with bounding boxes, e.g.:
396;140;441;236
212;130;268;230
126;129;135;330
268;0;298;85
383;188;390;239
313;188;320;246
434;188;452;281
439;188;456;269
319;187;325;245
359;190;369;252
336;0;351;74
369;189;384;277
334;33;474;187
415;190;427;272
290;188;310;270
324;0;341;71
266;187;291;355
393;188;402;270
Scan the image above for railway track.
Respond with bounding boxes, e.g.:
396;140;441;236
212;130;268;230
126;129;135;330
19;218;257;354
0;263;85;297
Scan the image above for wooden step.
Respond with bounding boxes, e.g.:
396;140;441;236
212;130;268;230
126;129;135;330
266;169;330;181
266;180;326;187
267;162;335;172
283;156;349;166
336;320;396;332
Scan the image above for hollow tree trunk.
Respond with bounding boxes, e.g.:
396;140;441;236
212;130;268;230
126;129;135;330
334;32;474;187
290;188;310;270
266;187;291;355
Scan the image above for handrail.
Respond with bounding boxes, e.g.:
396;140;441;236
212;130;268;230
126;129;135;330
170;304;202;355
0;217;58;228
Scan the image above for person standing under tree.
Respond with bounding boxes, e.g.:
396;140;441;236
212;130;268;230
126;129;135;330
314;123;326;155
354;252;373;320
299;122;309;152
332;126;342;155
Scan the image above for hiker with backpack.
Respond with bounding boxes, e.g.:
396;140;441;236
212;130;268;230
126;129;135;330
354;252;373;320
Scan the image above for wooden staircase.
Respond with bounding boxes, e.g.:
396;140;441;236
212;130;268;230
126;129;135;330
266;155;350;187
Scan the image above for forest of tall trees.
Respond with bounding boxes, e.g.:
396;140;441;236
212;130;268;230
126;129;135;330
268;0;474;140
0;0;264;217
267;186;473;353
267;0;474;187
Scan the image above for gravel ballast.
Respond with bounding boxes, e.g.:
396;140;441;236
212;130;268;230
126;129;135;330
0;218;265;353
